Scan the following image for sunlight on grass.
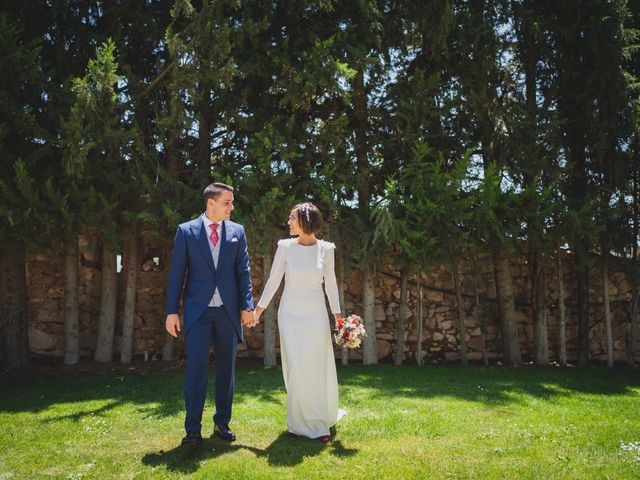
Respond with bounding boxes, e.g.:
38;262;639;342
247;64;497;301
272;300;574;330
1;365;639;479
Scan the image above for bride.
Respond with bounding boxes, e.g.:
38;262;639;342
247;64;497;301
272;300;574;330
253;202;345;443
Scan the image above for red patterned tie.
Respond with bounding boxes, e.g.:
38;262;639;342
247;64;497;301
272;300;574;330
209;223;219;246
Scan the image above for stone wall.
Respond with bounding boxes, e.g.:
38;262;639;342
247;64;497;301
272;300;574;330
26;234;639;364
348;257;638;364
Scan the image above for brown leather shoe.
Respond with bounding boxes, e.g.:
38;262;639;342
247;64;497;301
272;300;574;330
213;424;236;441
317;435;331;443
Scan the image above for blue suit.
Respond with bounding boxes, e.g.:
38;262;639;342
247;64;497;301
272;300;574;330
166;215;253;433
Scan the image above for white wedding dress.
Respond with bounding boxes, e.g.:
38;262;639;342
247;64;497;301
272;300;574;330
257;238;346;438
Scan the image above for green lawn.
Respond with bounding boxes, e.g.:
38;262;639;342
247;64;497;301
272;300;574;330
1;363;639;479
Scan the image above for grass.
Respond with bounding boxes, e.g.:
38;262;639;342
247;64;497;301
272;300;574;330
1;363;639;479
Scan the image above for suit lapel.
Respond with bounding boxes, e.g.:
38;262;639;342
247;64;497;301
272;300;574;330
196;216;215;272
217;221;228;272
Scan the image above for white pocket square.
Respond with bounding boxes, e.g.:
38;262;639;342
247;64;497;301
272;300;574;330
231;237;239;242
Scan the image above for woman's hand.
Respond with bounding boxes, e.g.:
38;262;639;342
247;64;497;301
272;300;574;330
253;306;265;326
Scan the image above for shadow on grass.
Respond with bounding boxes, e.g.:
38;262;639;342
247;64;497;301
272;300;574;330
334;364;640;406
1;363;638;419
0;364;285;417
40;399;125;423
0;369;186;417
141;431;358;474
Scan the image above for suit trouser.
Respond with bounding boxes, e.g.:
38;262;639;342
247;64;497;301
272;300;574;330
184;306;238;434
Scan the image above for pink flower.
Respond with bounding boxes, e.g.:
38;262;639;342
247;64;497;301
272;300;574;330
334;314;366;349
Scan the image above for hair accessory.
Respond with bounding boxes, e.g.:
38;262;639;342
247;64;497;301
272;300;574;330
300;203;312;222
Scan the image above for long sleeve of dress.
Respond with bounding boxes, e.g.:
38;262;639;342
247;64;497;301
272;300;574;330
257;242;286;309
323;244;341;314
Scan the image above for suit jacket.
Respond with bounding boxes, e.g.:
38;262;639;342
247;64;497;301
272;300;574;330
165;215;253;342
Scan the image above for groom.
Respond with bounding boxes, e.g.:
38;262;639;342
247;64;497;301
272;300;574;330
165;182;254;447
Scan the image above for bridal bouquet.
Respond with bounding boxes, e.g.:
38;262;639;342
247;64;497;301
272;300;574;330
334;314;367;349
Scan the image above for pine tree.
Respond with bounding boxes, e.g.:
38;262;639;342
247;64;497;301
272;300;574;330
0;12;47;368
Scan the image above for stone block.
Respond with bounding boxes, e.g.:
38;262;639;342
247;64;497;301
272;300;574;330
425;290;444;303
468;337;485;351
28;328;61;355
374;340;390;359
245;332;264;350
467;351;483;361
433;332;445;342
445;351;460;361
439;320;453;330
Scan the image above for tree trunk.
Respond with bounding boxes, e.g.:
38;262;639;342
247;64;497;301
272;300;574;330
603;252;613;368
556;0;590;366
262;248;277;367
531;249;549;365
493;249;521;365
628;168;639;367
362;263;377;364
473;269;489;366
416;274;423;366
517;0;548;366
556;245;567;366
576;261;590;367
94;243;118;363
120;229;139;364
162;331;177;361
0;245;30;368
166;57;180;177
337;251;348;365
452;262;468;366
162;244;177;361
629;291;638;367
162;58;182;361
352;65;376;365
63;237;80;365
394;268;409;366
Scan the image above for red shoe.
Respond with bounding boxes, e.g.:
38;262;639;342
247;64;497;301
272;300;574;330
317;435;331;443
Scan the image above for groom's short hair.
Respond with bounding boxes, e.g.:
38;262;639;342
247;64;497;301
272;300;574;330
294;202;322;234
203;182;234;208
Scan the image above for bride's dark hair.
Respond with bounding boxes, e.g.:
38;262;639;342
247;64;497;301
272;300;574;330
293;202;322;234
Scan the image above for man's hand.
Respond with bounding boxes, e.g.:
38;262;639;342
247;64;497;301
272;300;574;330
241;309;255;327
166;314;181;337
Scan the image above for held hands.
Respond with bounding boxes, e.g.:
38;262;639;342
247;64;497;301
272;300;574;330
165;314;181;337
241;309;257;328
242;307;264;328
